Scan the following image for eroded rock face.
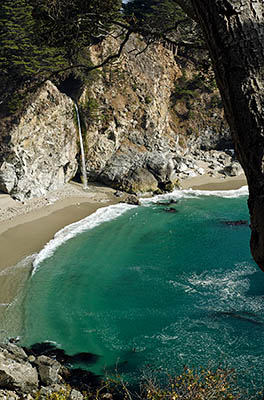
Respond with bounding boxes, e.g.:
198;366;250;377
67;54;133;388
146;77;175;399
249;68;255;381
78;34;237;194
0;349;38;394
0;343;92;399
0;81;78;201
80;35;182;193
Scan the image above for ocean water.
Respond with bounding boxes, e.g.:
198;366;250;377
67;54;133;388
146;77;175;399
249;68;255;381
6;186;264;390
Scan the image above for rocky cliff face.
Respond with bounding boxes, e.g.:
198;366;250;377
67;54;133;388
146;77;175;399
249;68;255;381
0;34;239;201
0;342;98;399
0;81;78;201
78;35;181;194
78;34;238;193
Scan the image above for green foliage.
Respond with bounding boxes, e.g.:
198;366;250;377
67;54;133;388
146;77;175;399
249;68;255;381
34;386;71;400
0;0;64;80
123;0;203;49
145;95;152;104
30;0;122;65
171;77;197;104
171;72;215;106
123;0;186;32
0;0;123;116
84;97;100;123
210;93;223;109
6;92;24;114
78;94;100;129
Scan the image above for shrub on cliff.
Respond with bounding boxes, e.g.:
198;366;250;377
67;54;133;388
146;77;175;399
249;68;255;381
34;366;263;400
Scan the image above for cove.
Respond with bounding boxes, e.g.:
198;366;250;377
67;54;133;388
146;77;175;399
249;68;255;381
9;188;264;390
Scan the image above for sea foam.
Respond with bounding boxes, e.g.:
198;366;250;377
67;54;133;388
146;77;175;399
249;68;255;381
141;185;248;205
32;203;136;274
32;185;248;273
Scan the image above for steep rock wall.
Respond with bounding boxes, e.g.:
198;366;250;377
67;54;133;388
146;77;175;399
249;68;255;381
79;34;233;193
0;81;78;201
79;35;181;193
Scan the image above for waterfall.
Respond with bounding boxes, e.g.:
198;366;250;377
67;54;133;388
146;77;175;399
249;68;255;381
74;103;88;189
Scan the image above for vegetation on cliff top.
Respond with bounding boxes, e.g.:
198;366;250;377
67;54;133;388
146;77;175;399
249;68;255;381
0;0;203;117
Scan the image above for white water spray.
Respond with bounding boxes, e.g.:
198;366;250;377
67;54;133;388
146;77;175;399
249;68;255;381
75;103;88;189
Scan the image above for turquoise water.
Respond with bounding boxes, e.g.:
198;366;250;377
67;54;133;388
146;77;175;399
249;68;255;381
15;188;264;389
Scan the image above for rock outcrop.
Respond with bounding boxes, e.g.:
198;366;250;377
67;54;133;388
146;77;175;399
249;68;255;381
0;34;242;201
78;35;181;194
78;34;239;193
0;81;78;201
0;342;98;399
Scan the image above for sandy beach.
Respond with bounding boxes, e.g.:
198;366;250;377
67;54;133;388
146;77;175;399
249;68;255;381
0;182;121;309
0;173;248;311
180;173;247;191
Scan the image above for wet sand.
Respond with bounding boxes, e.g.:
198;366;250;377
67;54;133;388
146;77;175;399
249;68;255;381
0;183;120;307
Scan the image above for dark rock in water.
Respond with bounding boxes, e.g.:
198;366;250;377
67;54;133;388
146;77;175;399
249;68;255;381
221;220;248;226
65;368;99;391
71;352;98;364
156;199;178;206
24;342;98;366
164;207;178;213
212;311;263;325
121;194;140;205
8;337;20;344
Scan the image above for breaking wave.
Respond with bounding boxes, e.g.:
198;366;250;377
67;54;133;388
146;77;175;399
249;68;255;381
32;203;136;274
141;185;248;205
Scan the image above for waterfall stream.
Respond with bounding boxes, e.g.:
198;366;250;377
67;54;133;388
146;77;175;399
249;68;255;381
75;103;88;189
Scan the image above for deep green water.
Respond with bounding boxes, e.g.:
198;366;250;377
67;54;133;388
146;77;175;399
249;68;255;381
9;187;264;389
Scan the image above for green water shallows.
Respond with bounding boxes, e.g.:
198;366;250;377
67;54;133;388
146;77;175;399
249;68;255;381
16;189;264;388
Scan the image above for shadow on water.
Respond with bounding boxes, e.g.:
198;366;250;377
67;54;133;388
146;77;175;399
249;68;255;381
211;310;264;326
24;341;99;365
23;342;102;390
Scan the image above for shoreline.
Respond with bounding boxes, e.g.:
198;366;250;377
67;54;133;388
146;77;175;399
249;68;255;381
0;174;248;307
0;182;120;308
180;173;247;191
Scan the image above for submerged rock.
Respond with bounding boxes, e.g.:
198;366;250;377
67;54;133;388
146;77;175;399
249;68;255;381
221;220;248;226
163;207;178;213
212;311;263;325
156;199;178;206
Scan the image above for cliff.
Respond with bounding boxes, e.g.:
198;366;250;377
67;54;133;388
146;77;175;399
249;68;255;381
0;34;240;201
0;81;78;201
0;342;98;399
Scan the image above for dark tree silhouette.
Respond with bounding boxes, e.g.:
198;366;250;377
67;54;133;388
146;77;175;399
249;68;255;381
174;0;264;270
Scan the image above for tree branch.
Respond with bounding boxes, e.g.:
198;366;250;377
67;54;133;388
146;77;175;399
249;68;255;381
40;28;132;82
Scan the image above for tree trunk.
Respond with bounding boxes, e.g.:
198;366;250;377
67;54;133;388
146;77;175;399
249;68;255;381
185;0;264;270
